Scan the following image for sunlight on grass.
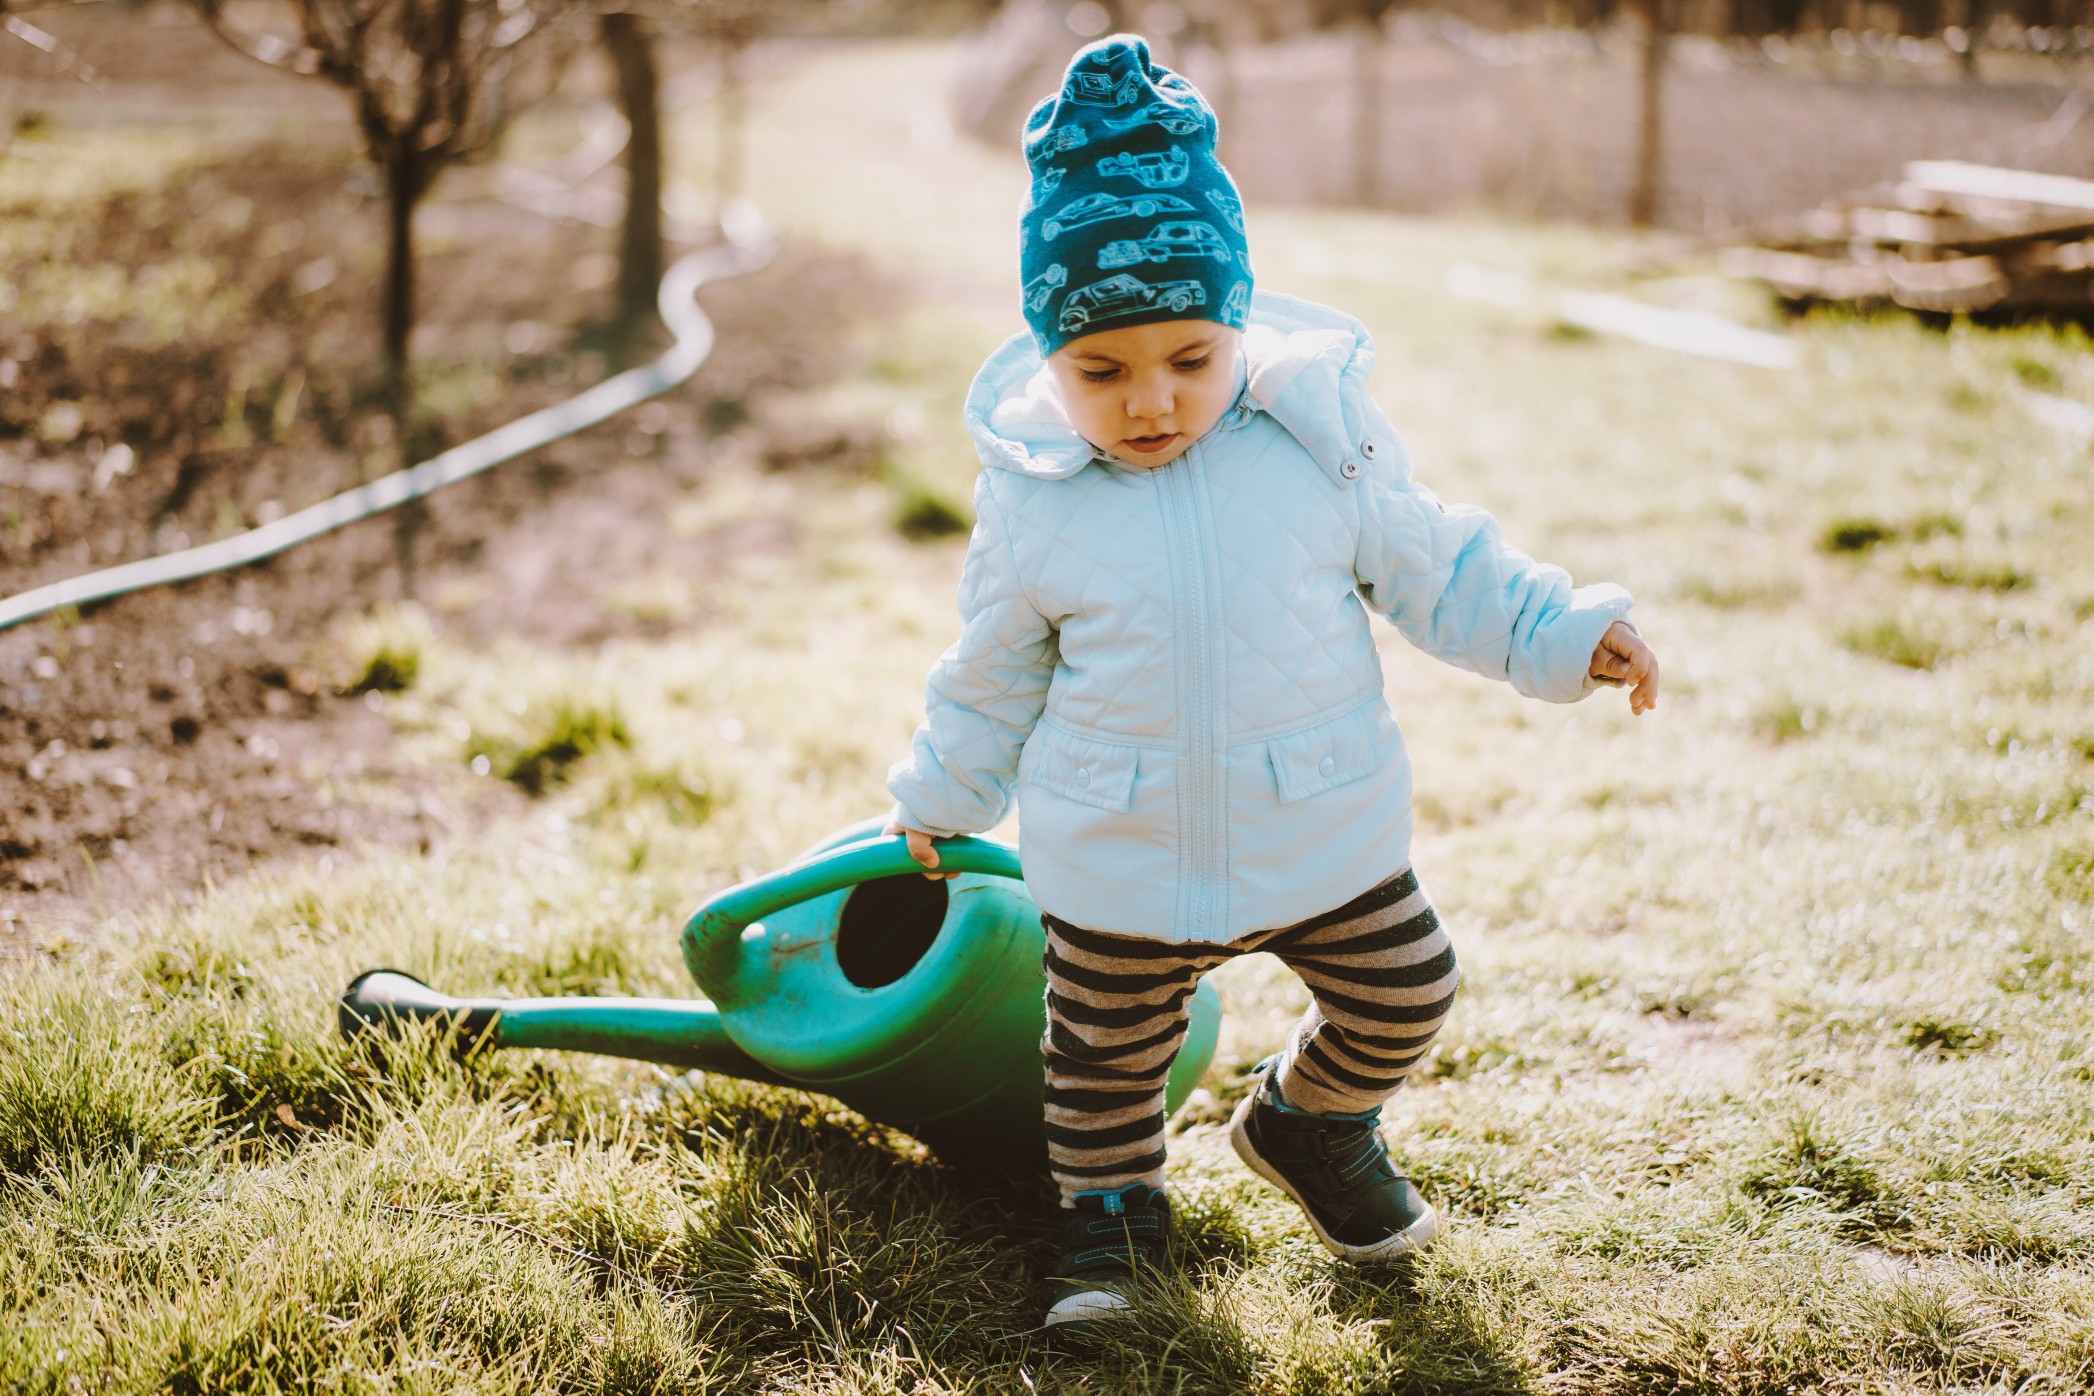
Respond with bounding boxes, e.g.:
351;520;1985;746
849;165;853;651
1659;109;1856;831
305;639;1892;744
464;685;634;794
335;602;436;694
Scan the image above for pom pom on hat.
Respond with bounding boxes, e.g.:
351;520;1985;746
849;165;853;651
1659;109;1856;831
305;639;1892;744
1018;34;1252;356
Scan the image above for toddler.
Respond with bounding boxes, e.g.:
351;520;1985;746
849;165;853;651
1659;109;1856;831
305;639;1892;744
885;35;1658;1328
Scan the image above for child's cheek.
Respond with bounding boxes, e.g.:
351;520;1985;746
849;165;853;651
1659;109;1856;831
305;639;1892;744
1068;394;1118;448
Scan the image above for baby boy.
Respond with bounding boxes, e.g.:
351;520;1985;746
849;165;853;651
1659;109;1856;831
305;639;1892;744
886;34;1658;1328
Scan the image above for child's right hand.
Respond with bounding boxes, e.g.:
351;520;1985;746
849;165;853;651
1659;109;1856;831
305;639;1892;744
1589;620;1660;715
884;820;960;880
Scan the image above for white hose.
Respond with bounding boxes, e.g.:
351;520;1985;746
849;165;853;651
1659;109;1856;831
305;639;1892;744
0;206;775;633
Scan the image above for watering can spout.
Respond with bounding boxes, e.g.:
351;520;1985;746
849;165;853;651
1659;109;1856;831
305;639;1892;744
338;969;783;1082
340;969;501;1046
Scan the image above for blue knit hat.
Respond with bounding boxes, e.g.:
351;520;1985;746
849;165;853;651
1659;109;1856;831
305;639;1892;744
1018;35;1252;356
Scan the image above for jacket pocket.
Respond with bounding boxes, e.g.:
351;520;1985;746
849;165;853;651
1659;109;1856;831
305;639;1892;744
1266;702;1392;805
1020;722;1141;813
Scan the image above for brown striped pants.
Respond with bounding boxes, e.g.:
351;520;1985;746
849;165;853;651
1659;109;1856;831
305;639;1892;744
1042;869;1459;1205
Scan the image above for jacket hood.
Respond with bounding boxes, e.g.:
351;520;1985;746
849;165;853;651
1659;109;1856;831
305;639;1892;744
964;290;1379;487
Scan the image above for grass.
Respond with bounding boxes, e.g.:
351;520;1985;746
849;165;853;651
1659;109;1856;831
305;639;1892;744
337;602;435;694
6;38;2094;1394
463;687;633;794
890;473;974;539
1840;615;1946;670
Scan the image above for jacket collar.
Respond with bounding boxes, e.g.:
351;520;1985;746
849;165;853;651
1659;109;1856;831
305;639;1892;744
965;290;1373;486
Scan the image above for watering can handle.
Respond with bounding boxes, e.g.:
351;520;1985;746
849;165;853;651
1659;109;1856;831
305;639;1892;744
681;834;1022;979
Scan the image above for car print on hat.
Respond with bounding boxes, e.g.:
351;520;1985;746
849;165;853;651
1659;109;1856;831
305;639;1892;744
1042;191;1196;240
1104;101;1210;137
1096;220;1231;269
1024;263;1068;313
1030;124;1090;163
1094;147;1190;189
1058;274;1206;334
1068;65;1145;106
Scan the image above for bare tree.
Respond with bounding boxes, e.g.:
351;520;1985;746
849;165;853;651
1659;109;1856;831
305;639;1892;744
193;0;576;423
193;0;577;588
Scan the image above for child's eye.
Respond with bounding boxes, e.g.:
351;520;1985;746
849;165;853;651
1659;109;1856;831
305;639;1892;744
1173;355;1212;373
1078;367;1120;383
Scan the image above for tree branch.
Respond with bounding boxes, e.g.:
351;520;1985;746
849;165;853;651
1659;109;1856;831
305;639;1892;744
192;0;324;75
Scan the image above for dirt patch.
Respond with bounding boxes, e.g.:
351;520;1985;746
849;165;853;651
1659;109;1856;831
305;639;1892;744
0;128;894;948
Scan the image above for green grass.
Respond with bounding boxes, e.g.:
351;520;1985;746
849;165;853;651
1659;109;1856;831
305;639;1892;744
7;39;2094;1394
337;603;435;694
463;687;633;795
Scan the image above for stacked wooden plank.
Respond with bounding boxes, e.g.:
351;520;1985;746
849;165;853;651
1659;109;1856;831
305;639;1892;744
1724;162;2094;316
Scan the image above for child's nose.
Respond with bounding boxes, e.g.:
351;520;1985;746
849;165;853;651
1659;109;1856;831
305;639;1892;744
1126;378;1173;421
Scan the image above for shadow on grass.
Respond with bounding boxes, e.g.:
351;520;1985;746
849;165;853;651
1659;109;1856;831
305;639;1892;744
1330;1260;1539;1396
657;1077;1545;1392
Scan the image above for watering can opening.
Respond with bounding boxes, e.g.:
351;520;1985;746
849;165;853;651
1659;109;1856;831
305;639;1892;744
834;874;949;989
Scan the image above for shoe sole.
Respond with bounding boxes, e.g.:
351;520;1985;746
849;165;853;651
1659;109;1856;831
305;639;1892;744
1044;1288;1133;1327
1227;1087;1439;1262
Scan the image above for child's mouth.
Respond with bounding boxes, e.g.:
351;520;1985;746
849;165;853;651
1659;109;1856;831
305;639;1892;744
1124;432;1178;454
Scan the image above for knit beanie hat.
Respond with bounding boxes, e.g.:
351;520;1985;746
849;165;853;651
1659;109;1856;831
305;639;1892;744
1018;34;1253;357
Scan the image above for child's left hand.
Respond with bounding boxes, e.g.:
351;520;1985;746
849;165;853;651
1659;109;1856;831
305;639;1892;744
1589;621;1659;715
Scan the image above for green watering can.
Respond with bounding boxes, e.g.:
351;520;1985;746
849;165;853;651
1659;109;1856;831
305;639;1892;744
340;819;1222;1171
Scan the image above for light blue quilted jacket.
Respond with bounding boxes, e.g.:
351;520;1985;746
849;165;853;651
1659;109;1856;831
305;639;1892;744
888;290;1634;944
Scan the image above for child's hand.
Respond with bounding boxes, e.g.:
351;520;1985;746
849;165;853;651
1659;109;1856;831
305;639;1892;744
884;820;960;880
1589;620;1660;715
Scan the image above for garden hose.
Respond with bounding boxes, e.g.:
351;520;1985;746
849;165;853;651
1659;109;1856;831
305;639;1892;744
0;205;775;634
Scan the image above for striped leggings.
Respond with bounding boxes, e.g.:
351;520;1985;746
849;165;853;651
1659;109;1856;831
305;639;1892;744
1042;869;1459;1205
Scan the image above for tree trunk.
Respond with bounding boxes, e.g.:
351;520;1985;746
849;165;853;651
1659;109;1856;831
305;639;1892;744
717;38;745;209
1210;42;1235;167
382;140;425;595
1352;26;1379;206
602;9;663;332
383;140;419;409
1627;0;1668;228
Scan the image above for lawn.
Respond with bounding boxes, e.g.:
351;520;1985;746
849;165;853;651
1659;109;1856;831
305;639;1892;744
5;38;2094;1395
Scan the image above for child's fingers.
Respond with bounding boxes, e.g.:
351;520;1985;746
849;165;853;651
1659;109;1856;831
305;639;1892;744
903;827;958;880
1627;653;1659;715
1591;650;1631;681
1591;622;1647;684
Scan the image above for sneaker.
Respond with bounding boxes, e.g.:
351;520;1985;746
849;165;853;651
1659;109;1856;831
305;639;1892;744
1042;1182;1172;1328
1229;1056;1438;1261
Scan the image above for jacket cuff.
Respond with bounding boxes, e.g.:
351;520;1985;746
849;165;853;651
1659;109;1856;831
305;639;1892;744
1554;584;1636;701
885;765;972;840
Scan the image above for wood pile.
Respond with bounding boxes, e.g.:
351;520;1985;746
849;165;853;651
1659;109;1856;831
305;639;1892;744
1725;162;2094;317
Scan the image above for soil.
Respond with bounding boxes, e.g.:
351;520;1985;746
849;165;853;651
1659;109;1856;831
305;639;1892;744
0;86;892;950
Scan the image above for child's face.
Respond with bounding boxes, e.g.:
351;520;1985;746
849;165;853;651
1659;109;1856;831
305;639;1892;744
1047;320;1242;469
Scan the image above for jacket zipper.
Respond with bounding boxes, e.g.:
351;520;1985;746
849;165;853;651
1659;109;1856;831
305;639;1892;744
1158;446;1224;940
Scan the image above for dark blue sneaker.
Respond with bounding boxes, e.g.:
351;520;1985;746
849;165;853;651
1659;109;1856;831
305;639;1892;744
1042;1182;1172;1328
1229;1056;1438;1261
